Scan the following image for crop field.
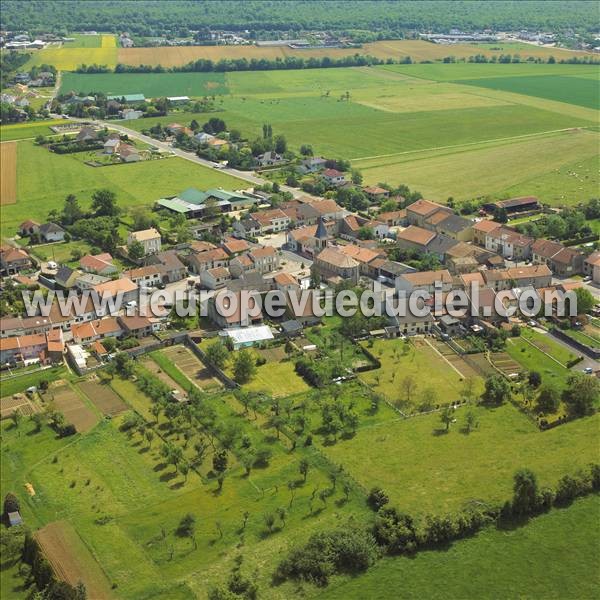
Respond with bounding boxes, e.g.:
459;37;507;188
114;39;589;68
324;495;600;600
0;140;245;238
321;402;600;516
60;71;229;98
35;520;115;598
24;45;118;71
1;142;17;205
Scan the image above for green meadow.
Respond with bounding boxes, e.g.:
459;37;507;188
0;140;245;237
60;71;229;98
324;494;600;600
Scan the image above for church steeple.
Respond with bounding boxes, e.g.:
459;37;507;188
315;216;329;250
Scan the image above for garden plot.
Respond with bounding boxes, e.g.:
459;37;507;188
50;381;98;432
160;345;222;390
79;379;127;416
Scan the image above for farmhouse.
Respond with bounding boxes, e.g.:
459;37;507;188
19;220;40;237
127;228;161;255
363;186;390;202
80;253;118;275
321;168;346;186
472;219;501;246
531;239;584;276
39;222;66;242
406;199;452;227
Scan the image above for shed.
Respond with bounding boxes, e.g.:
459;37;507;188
225;325;274;349
8;511;23;526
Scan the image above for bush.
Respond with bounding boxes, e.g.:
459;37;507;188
3;492;20;515
373;507;417;554
366;487;389;512
275;525;378;585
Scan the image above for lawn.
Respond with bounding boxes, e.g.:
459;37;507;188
60;71;229;98
1;140;245;238
324;494;600;600
0;366;68;398
563;327;600;348
321;401;600;516
244;359;310;397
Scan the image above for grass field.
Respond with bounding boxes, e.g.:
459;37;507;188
60;71;229;97
63;34;102;48
0;140;245;238
1;141;17;205
321;401;599;516
458;74;599;109
324;494;600;600
0;120;70;142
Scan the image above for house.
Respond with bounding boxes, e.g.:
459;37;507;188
285;289;322;326
187;248;229;274
123;265;162;287
222;237;250;256
484;196;540;215
256;151;285;167
406;199;452;227
485;227;533;261
506;264;553;289
208;290;264;328
166;123;185;135
377;210;407;227
79;253;117;275
363;186;390;203
338;244;384;277
297;156;327;174
251;209;291;234
19;220;40;237
200;266;231;290
426;213;473;242
207;137;228;149
472;219;501;246
321;168;346;186
273;272;300;293
120;109;143;120
390;310;435;336
74;272;111;291
55;266;82;290
146;251;187;283
118;315;155;338
127;228;161;255
249;246;279;274
0;247;32;275
119;144;141;163
76;126;98;143
71;317;122;344
194;131;214;144
395;226;436;252
584;251;600;284
395;269;453;295
308;198;346;220
229;253;255;275
286;217;333;255
104;138;121;154
39;223;65;242
531;239;584;277
92;277;138;306
313;247;360;284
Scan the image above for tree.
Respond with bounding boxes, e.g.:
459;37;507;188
573;287;595;315
461;377;476;402
205;341;229;370
264;512;276;533
512;468;538;516
464;410;477;433
30;412;44;433
401;375;417;404
113;352;134;378
127;239;145;261
440;405;454;432
299;458;310;482
545;214;567;239
537;384;560;413
481;375;511;406
274;134;287;154
91;189;118;217
213;450;228;475
61;194;83;226
562;373;599;417
10;410;22;429
528;371;542;389
177;513;197;548
300;144;313;156
232;350;256;384
145;429;155;448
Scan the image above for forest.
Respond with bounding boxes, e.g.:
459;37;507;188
1;1;596;37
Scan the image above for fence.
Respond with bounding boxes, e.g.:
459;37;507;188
550;328;600;360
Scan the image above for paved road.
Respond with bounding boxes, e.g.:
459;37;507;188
88;118;310;199
533;325;598;372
